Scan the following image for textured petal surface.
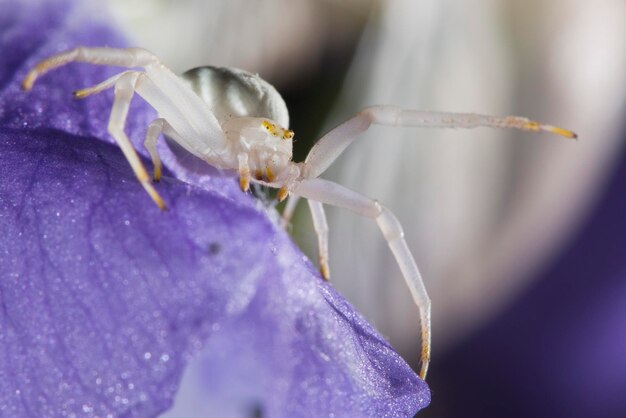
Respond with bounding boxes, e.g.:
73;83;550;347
0;1;429;417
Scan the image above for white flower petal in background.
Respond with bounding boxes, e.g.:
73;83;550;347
325;0;626;360
109;0;371;85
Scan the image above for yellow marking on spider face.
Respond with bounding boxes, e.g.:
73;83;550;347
278;186;289;202
282;129;294;140
262;120;278;136
263;120;294;140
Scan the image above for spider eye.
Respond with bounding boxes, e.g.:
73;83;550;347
262;120;280;136
282;130;294;140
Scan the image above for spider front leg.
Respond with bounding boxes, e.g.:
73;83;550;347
65;71;167;184
302;105;577;180
294;178;431;380
108;72;166;209
22;47;159;90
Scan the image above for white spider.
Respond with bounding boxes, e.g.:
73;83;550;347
22;47;576;380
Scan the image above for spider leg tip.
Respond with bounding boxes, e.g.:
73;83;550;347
278;186;289;202
539;123;577;140
156;199;167;211
21;76;35;91
551;126;578;140
239;177;250;192
320;264;330;281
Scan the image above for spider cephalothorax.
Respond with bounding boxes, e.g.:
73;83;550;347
221;116;296;191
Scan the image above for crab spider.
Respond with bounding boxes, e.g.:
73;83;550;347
22;46;577;381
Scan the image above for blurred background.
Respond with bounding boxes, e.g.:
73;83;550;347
104;0;625;416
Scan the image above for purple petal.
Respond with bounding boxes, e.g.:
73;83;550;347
429;140;626;418
0;1;429;417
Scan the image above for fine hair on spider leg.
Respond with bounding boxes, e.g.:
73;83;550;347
22;46;577;381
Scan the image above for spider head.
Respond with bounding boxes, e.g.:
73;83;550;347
261;120;294;141
224;117;296;184
252;119;295;182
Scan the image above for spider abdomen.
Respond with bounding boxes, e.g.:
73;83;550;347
180;66;289;128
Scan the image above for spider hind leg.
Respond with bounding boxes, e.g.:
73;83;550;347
294;178;431;380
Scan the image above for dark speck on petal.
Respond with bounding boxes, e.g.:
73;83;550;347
207;242;222;255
